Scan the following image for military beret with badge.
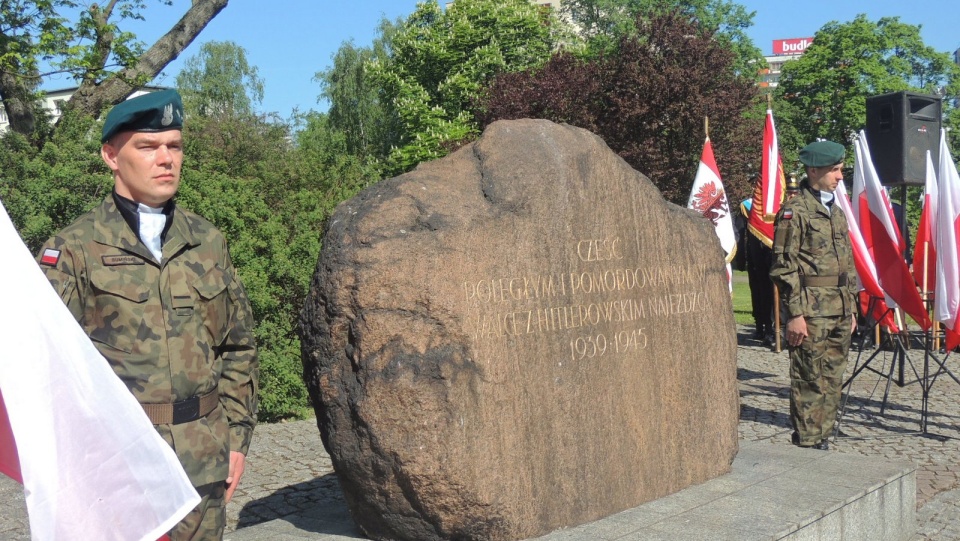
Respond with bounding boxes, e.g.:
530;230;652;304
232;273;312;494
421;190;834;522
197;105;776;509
799;140;845;168
101;89;184;143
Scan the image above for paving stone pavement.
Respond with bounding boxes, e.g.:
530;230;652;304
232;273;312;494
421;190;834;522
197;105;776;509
2;325;959;540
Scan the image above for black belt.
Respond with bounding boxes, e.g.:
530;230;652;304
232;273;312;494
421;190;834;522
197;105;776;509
142;389;219;425
800;274;847;287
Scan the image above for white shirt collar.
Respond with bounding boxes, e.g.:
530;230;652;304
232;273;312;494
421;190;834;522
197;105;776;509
818;190;834;214
137;203;166;263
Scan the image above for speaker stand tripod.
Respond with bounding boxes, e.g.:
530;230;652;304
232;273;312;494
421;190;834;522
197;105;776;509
842;313;921;416
840;304;960;434
915;332;960;433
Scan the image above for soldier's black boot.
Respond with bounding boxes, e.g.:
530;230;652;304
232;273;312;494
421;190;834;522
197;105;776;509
813;439;830;451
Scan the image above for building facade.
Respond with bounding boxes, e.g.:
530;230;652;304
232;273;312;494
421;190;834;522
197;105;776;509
0;86;164;134
758;37;814;89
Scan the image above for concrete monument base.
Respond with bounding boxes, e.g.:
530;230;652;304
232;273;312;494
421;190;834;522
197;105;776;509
225;440;916;541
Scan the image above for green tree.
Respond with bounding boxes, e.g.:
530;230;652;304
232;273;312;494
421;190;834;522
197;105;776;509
371;0;558;175
176;41;264;118
0;0;72;136
177;110;377;421
561;0;764;76
1;0;227;138
1;95;380;421
774;15;960;159
481;11;760;204
315;18;400;161
0;111;109;248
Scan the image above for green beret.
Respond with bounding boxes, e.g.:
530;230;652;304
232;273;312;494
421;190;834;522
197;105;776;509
101;89;183;143
799;140;845;168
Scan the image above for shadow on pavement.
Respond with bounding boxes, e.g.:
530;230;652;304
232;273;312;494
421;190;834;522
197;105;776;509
236;472;365;538
739;403;791;430
737;367;777;381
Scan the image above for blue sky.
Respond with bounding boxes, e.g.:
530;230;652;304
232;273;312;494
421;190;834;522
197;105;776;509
87;1;959;117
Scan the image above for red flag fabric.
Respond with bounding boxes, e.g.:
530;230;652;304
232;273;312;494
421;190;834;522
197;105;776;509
747;108;785;247
913;151;938;294
934;130;960;349
0;389;21;483
0;198;199;541
835;182;899;332
854;132;931;330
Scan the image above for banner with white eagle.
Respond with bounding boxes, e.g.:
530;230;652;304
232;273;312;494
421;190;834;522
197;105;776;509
687;135;737;290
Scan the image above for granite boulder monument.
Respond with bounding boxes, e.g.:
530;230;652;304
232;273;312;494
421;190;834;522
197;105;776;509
300;119;740;541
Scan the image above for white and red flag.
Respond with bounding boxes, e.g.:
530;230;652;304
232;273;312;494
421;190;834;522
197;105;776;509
853;132;931;330
934;129;960;349
747;107;786;247
913;151;938;294
0;389;19;482
0;198;199;541
687;136;737;289
835;181;899;332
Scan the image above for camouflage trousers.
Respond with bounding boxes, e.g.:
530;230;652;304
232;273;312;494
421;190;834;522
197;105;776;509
170;482;226;541
788;315;852;446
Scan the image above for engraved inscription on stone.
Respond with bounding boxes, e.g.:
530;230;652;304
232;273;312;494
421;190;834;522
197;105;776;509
300;119;739;541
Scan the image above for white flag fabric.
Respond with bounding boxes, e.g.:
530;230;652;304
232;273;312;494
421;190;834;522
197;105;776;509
934;130;960;349
760;108;785;223
687;137;737;256
0;198;199;541
687;137;737;291
853;132;931;329
834;181;899;332
747;108;785;247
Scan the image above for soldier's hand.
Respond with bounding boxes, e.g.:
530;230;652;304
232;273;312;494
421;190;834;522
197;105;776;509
785;316;808;347
851;314;857;335
225;451;246;503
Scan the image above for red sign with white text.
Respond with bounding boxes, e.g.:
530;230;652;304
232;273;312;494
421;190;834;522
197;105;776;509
773;37;814;55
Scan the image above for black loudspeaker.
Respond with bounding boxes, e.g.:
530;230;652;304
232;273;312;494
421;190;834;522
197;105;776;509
864;91;941;186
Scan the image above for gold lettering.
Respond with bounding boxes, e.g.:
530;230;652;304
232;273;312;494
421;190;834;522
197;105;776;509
602;270;617;291
585;304;600;326
576;240;592;262
576;237;625;263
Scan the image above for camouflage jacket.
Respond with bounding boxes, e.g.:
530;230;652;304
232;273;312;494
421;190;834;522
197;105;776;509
769;181;858;319
37;196;258;486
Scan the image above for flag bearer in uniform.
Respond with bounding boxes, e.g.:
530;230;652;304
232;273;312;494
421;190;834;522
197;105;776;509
36;90;259;540
769;140;857;451
743;174;776;346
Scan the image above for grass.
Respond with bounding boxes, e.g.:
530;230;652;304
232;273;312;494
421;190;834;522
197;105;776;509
732;270;755;326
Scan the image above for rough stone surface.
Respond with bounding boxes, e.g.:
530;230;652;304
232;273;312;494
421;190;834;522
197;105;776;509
299;119;739;541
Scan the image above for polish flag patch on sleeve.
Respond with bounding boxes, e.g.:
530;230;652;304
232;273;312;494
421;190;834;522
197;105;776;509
40;248;61;266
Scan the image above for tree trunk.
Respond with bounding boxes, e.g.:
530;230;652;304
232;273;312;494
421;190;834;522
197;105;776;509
0;71;37;136
62;0;229;125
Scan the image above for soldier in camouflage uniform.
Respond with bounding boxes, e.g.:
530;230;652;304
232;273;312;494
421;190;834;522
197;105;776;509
769;140;857;451
36;90;258;540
